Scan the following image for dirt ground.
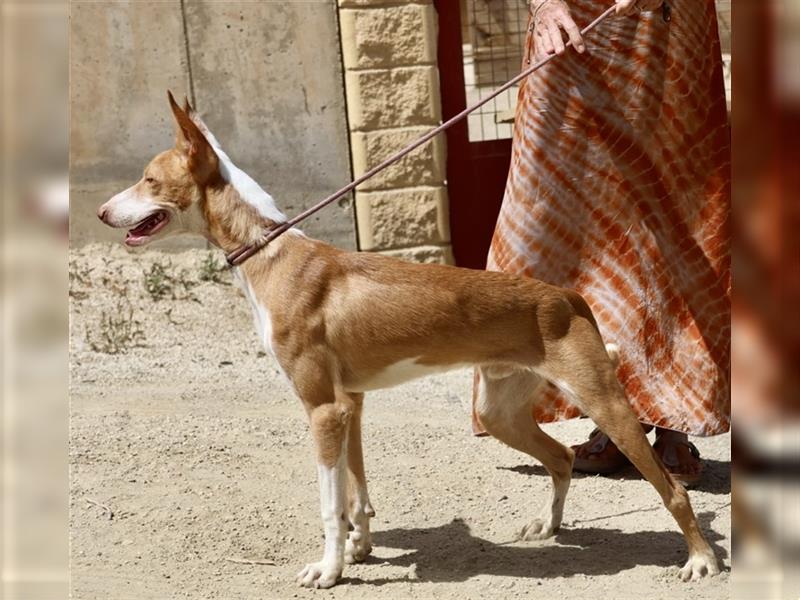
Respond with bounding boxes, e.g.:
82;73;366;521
69;244;731;600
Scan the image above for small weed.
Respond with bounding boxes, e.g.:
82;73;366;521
69;260;94;300
69;260;94;286
143;261;173;301
86;299;146;354
143;260;197;301
70;289;90;301
198;252;230;285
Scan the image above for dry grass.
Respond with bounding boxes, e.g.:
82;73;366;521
85;298;146;354
142;260;197;302
198;252;230;285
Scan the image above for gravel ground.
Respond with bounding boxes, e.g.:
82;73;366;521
69;243;731;600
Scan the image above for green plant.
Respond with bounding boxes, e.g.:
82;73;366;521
69;260;94;286
198;252;230;285
86;300;146;354
143;260;197;301
143;260;172;301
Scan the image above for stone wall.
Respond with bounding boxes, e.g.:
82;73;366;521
70;1;355;250
338;0;454;264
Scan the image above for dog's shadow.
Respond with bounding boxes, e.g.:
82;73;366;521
346;511;727;586
499;457;731;495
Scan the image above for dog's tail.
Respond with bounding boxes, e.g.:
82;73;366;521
605;343;620;367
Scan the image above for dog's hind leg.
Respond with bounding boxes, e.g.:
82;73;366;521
344;393;375;564
544;318;720;580
475;367;574;540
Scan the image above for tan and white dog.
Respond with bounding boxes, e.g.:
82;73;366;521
98;93;720;588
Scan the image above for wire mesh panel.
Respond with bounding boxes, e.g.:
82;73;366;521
715;0;731;110
460;1;731;139
460;0;530;142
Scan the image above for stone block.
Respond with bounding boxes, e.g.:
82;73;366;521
339;4;437;69
350;127;446;190
356;186;449;250
339;0;431;7
345;66;441;130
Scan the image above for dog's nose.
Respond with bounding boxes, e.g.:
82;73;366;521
97;206;108;223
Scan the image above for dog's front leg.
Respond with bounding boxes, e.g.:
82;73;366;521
297;395;352;589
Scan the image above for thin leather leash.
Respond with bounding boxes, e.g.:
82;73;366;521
226;3;618;267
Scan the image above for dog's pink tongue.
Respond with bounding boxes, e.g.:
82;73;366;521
126;213;160;245
125;231;147;246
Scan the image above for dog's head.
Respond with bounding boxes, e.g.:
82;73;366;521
97;92;218;246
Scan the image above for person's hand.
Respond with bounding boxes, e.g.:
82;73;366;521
615;0;663;16
530;0;585;62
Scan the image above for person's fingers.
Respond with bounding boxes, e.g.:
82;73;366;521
615;0;638;15
538;26;555;56
558;13;585;52
547;21;565;55
532;28;543;61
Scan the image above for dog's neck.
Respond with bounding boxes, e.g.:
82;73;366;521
201;182;287;254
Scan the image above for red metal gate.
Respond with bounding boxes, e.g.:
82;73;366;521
436;0;529;269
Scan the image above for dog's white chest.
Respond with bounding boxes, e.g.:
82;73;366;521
235;268;277;359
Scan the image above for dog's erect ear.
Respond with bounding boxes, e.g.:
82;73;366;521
167;90;218;183
182;95;194;116
168;90;204;151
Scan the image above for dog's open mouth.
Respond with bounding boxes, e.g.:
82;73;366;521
125;210;170;246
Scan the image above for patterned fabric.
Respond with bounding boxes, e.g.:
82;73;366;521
475;0;731;436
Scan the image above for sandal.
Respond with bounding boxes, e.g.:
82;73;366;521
653;433;704;487
571;427;631;474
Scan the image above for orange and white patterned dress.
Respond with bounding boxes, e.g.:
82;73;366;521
475;0;730;436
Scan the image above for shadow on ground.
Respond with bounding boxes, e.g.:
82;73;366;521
347;512;726;586
498;457;731;495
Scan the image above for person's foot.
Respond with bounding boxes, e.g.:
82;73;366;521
571;426;704;486
571;427;631;474
652;428;703;487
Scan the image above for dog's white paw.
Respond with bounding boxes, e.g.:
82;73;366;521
345;531;372;564
297;561;341;589
518;518;556;541
679;553;720;581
